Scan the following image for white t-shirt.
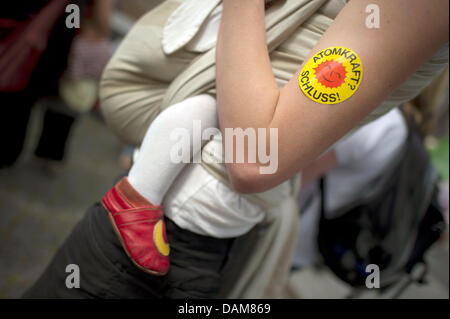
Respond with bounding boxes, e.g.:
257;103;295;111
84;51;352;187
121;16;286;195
163;161;266;238
292;107;408;267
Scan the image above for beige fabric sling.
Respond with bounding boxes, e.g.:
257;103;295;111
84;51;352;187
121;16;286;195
100;0;448;298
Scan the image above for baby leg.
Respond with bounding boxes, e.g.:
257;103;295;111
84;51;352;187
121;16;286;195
128;94;218;205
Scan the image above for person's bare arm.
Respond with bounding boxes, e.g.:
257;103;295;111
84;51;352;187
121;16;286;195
216;0;448;193
81;0;113;38
92;0;113;38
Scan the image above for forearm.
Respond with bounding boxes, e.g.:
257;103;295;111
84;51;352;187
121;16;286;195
216;0;279;132
93;0;113;38
32;0;70;34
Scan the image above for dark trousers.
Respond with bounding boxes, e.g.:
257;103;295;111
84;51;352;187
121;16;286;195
0;92;33;167
23;203;236;299
35;106;76;162
0;93;76;167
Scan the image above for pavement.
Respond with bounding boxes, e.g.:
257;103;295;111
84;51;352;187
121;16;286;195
0;102;448;299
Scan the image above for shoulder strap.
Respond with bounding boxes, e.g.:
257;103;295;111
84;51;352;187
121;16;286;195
319;176;326;220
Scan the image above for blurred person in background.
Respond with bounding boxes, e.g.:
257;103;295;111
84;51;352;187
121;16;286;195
45;0;114;170
0;0;113;170
292;107;408;268
59;0;113;116
289;88;449;297
290;68;449;291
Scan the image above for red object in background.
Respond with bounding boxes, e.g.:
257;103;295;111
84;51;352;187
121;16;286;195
0;0;69;93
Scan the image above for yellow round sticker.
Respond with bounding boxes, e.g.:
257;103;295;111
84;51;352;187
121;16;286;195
299;47;363;104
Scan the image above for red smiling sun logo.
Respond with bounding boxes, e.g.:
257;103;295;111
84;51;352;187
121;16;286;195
314;60;347;88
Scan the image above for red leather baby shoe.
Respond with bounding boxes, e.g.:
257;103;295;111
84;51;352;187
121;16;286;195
102;177;170;275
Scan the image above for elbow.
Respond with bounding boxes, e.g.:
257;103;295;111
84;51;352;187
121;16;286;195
227;163;274;194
